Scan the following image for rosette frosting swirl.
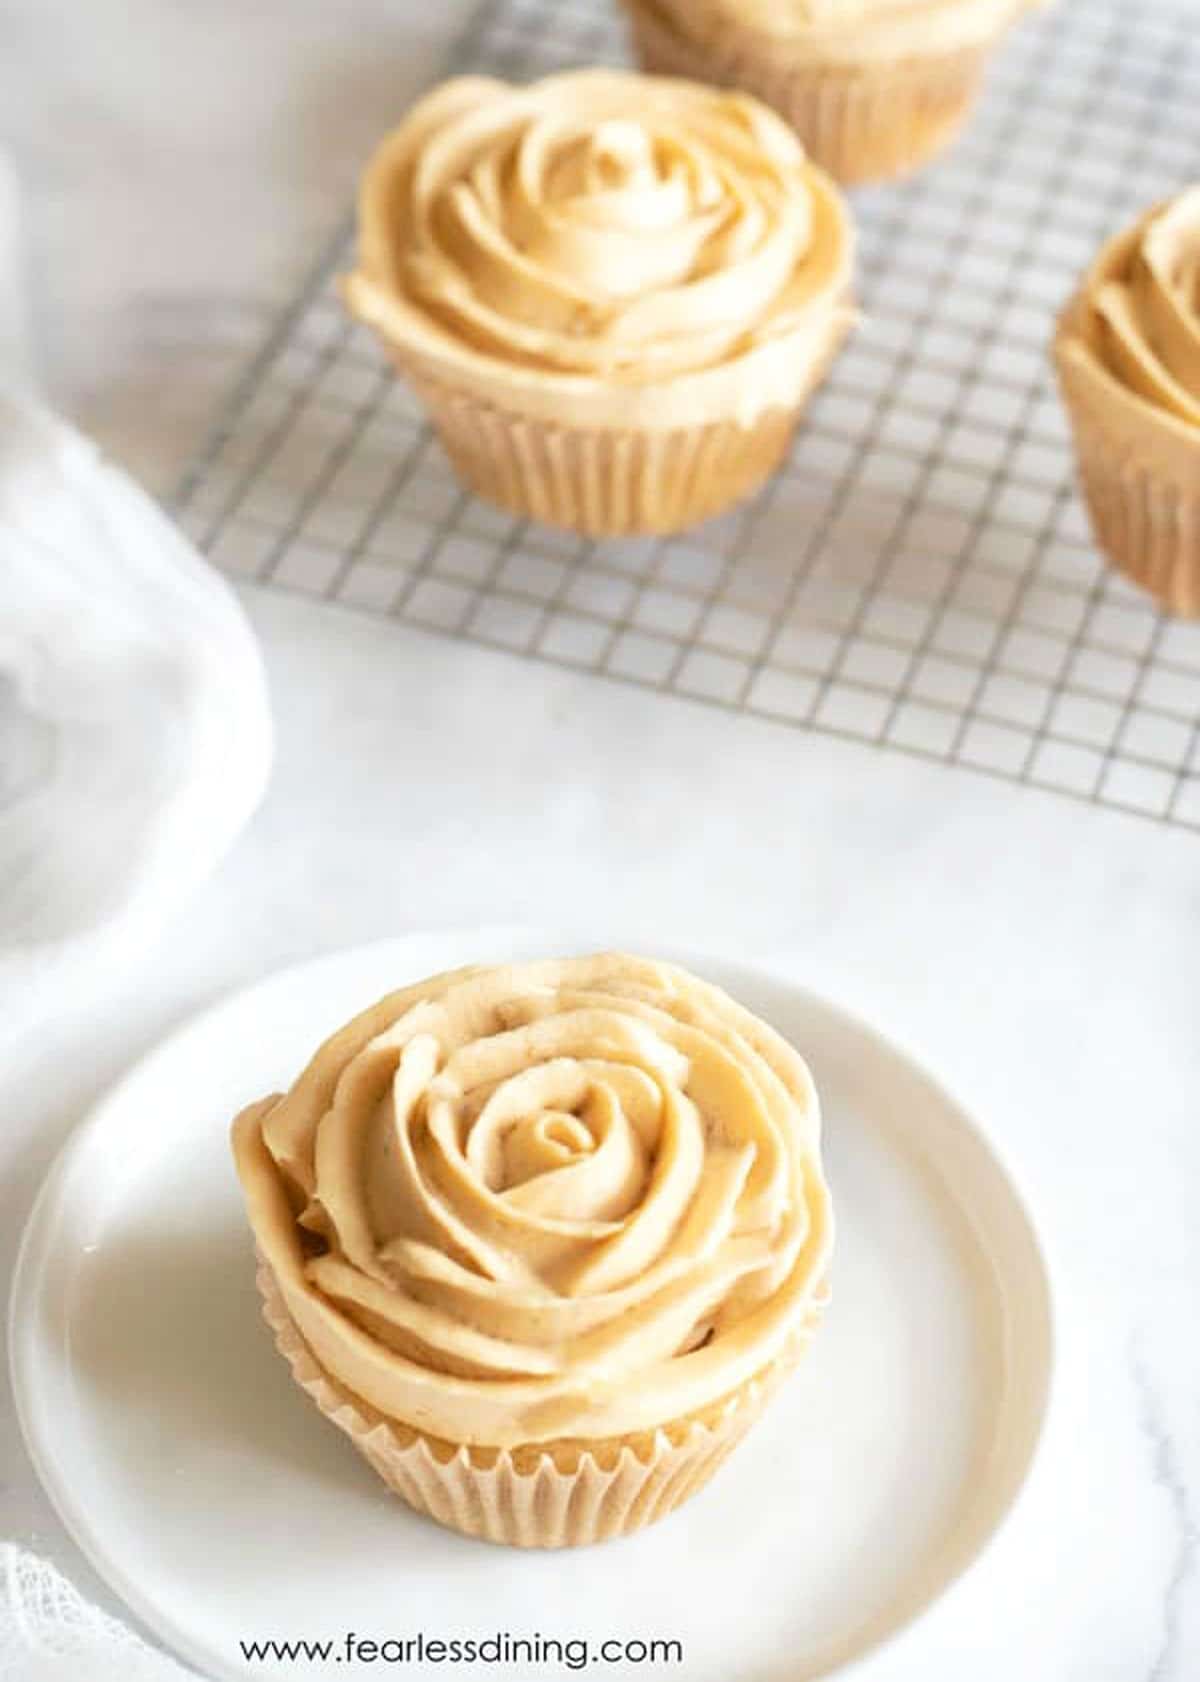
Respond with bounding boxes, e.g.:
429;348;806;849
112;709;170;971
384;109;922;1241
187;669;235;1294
1087;189;1200;430
233;955;831;1448
344;71;853;427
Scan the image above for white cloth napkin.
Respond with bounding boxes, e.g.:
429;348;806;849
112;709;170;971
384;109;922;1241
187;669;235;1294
0;138;271;1048
0;1547;195;1681
0;389;272;1045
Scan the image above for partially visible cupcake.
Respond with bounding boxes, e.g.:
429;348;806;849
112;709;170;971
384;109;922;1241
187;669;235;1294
1055;189;1200;617
232;954;832;1548
343;71;854;536
622;0;1041;184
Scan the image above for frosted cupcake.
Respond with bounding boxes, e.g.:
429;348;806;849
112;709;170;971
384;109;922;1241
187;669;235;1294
232;954;832;1548
343;71;854;536
1055;189;1200;617
623;0;1041;184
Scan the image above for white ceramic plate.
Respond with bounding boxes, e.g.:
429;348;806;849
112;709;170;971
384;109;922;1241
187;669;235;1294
11;930;1053;1682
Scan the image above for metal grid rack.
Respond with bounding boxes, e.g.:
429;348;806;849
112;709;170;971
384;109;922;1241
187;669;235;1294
175;0;1200;830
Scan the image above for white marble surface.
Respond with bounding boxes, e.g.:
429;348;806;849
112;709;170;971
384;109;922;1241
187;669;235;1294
2;2;1199;1679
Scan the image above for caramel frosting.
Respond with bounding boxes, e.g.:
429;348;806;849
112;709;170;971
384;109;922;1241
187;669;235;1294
343;72;853;429
1090;191;1200;429
1057;190;1200;473
646;0;1041;63
232;954;832;1449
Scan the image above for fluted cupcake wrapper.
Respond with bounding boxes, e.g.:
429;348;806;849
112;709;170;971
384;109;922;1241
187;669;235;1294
256;1262;817;1548
392;363;802;538
623;0;989;185
1057;354;1200;619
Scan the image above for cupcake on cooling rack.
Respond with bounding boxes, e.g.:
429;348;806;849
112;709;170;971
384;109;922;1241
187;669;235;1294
232;954;832;1548
622;0;1042;184
342;71;854;537
1056;187;1200;617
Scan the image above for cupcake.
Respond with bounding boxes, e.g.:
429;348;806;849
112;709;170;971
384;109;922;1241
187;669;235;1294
622;0;1041;184
1055;188;1200;617
232;954;832;1547
342;72;854;537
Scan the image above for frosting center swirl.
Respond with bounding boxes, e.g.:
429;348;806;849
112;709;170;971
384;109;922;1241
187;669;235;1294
233;955;831;1447
1092;188;1200;428
345;70;853;424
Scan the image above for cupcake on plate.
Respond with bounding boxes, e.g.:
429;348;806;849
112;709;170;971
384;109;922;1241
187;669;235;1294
342;71;854;537
1055;188;1200;617
232;954;832;1548
622;0;1041;184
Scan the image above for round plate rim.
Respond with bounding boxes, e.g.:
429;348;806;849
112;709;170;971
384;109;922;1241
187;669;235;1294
10;926;1056;1682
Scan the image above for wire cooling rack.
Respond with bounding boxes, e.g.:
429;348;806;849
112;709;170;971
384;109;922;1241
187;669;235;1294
174;0;1200;830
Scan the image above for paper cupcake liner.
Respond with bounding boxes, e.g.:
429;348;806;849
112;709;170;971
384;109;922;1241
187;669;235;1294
392;363;801;538
256;1262;818;1548
1056;347;1200;619
623;0;989;184
1065;407;1200;617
